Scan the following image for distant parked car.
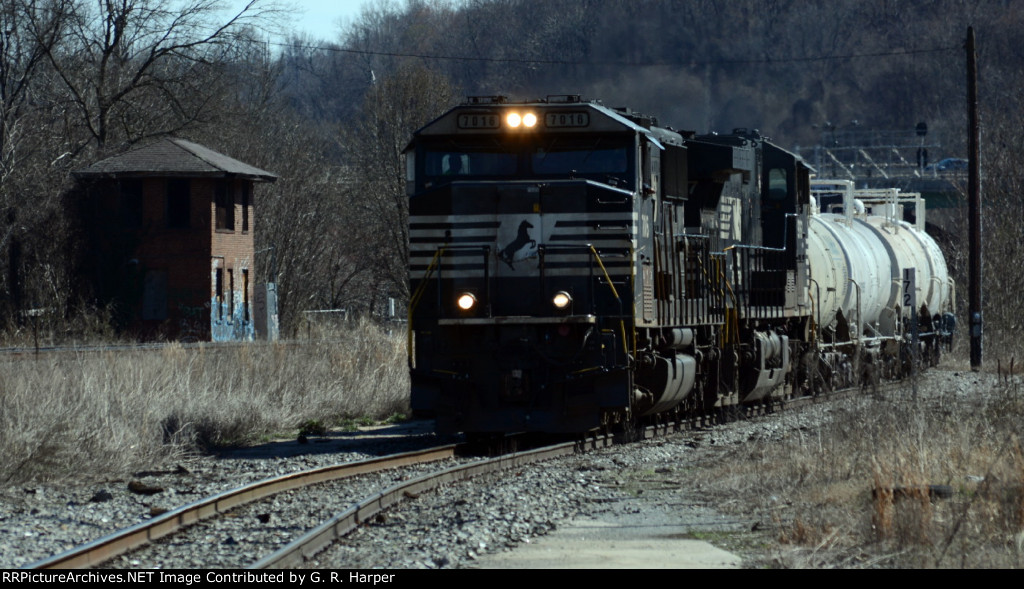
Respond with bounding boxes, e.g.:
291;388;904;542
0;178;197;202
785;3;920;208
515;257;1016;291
925;157;968;172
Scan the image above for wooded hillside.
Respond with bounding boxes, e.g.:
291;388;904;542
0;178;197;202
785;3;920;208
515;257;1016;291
1;0;1020;346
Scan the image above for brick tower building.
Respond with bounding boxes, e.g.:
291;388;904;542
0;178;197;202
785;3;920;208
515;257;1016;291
74;138;277;341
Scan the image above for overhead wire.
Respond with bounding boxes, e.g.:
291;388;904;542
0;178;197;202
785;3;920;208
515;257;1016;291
267;40;960;67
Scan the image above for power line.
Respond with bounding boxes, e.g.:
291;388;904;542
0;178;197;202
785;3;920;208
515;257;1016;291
270;40;958;67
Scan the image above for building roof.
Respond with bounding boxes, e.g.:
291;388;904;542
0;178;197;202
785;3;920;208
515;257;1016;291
74;138;278;182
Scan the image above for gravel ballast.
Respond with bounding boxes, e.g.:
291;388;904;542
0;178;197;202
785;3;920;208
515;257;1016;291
2;369;1002;569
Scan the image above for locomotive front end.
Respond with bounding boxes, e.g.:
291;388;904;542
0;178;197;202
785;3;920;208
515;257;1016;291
407;97;643;434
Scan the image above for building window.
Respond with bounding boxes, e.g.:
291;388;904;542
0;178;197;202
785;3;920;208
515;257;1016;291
120;179;143;228
216;181;235;231
227;268;234;322
167;179;190;228
242;269;250;322
141;270;168;320
241;183;250;232
215;267;224;321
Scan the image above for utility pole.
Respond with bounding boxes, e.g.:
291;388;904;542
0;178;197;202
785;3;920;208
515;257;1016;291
966;26;983;370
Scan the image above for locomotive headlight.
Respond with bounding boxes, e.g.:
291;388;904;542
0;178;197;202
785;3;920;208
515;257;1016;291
552;291;572;309
456;292;477;311
505;111;536;129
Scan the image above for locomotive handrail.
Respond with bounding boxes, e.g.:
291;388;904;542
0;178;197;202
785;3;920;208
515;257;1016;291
683;239;722;325
407;246;446;361
696;253;720;337
722;259;740;345
721;212;802;323
711;252;740;345
588;244;630;361
537;242;619;320
715;213;803;254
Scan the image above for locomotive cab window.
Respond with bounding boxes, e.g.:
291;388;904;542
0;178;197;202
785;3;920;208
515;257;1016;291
531;140;629;172
418;135;635;190
423;149;517;180
530;137;634;188
767;168;788;201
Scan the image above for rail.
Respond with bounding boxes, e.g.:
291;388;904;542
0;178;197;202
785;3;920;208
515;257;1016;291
254;375;914;568
251;437;614;568
26;371;924;569
26;445;458;569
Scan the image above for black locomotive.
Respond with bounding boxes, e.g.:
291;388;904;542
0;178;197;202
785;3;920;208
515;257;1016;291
405;96;953;435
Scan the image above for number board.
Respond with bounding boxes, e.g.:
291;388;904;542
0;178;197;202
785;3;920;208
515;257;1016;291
545;112;590;128
457;113;500;129
902;268;917;310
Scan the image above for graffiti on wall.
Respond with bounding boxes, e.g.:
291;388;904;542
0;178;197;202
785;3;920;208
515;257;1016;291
178;303;208;342
210;292;255;342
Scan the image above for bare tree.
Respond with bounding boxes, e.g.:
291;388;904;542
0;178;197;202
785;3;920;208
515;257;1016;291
0;1;74;321
37;0;281;154
342;63;456;309
0;0;282;336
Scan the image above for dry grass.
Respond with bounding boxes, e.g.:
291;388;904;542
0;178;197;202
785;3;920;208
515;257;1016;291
694;366;1024;568
0;319;409;484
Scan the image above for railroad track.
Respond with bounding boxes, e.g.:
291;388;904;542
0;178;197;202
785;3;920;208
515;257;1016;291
25;435;613;569
25;379;914;569
27;445;460;569
254;435;618;568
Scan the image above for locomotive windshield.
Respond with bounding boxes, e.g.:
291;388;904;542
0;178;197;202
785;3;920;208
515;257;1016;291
424;149;517;177
532;138;629;175
418;135;635;190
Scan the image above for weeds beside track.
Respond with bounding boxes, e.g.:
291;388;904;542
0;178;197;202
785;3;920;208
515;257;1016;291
0;320;409;485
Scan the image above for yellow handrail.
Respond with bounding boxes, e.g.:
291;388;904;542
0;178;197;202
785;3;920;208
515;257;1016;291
407;247;446;361
719;247;741;346
589;245;630;360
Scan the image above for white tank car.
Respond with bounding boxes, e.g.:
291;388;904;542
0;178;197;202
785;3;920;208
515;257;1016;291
807;180;952;339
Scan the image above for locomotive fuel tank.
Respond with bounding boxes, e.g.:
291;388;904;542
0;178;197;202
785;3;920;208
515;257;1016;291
635;353;697;415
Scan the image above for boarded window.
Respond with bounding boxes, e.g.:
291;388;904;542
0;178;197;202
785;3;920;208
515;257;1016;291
142;270;167;320
227;268;234;321
242;269;250;321
120;179;143;228
167;179;190;228
215;267;224;320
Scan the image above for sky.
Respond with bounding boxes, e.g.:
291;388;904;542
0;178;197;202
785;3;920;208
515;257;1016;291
284;0;369;41
228;0;373;43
